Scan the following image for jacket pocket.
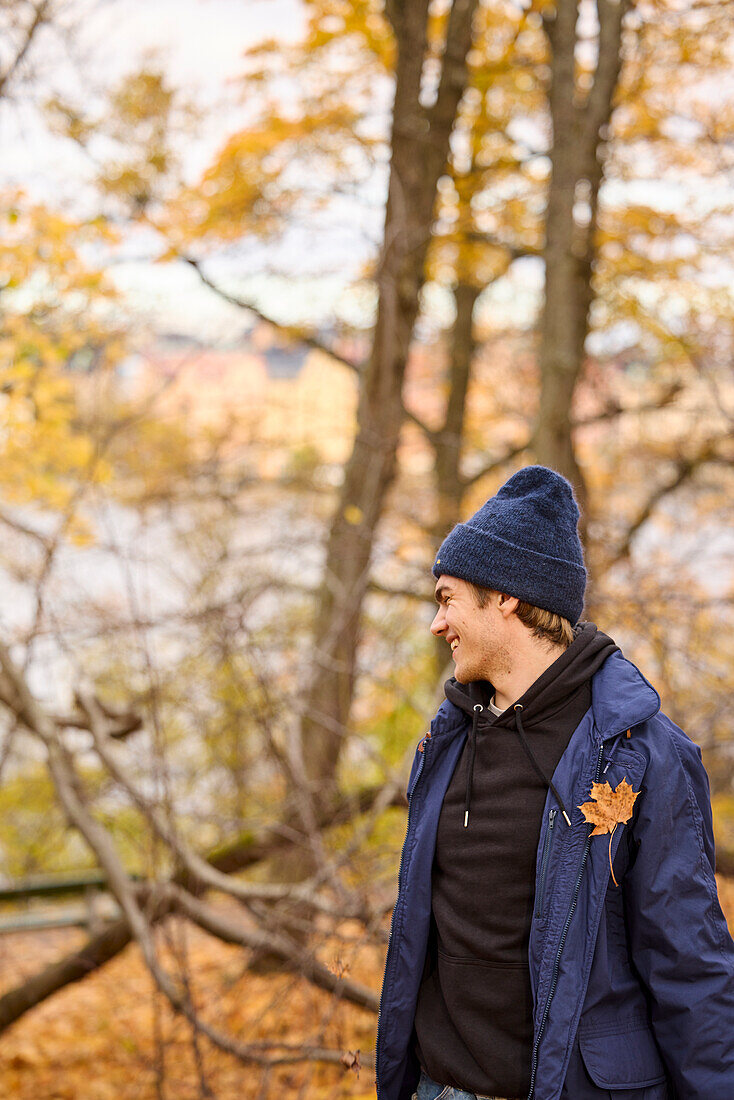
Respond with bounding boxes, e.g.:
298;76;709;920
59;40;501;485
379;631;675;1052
534;807;557;917
578;1024;667;1089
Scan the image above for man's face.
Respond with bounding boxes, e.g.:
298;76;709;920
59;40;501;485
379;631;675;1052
431;575;511;684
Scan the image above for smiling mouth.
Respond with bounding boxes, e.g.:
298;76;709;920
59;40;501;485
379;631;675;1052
450;638;460;653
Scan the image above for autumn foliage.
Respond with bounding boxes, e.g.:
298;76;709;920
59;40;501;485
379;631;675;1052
0;0;732;1096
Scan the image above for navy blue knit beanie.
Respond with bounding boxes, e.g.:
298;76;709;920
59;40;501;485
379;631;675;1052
432;465;587;625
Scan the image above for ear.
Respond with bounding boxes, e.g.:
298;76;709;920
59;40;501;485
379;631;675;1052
498;594;519;616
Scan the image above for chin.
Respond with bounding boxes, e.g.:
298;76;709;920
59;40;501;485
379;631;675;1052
454;667;478;684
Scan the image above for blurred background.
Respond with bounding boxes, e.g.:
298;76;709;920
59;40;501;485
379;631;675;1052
0;0;732;1096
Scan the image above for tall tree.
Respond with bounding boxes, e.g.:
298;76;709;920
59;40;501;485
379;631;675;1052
154;0;732;776
301;0;480;788
533;0;629;509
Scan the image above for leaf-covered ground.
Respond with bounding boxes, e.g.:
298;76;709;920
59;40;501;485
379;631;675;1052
0;905;379;1099
1;883;732;1099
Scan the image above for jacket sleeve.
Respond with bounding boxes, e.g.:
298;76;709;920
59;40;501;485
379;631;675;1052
624;718;734;1098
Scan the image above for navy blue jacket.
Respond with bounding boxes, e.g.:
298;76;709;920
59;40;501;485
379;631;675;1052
376;649;734;1099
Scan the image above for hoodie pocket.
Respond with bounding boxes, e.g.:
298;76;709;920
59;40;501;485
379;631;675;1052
578;1024;667;1090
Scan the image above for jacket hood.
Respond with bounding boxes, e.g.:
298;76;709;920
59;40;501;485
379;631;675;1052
444;621;619;730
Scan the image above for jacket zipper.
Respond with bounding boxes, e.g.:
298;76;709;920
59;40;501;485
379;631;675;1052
534;808;557;919
526;740;604;1100
375;734;431;1099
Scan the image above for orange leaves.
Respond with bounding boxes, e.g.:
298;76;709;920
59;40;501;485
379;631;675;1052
579;778;640;837
579;778;640;887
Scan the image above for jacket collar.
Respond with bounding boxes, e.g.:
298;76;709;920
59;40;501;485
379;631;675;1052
430;696;468;737
590;649;661;738
431;649;660;743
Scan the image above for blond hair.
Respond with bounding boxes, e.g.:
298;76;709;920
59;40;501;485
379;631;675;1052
468;582;575;649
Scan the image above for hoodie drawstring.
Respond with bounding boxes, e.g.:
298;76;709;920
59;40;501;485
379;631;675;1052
463;704;483;827
513;704;572;826
462;701;573;829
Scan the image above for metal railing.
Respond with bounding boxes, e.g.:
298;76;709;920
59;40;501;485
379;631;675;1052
0;870;142;934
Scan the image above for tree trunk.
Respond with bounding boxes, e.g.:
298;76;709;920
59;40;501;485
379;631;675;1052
534;0;629;530
432;281;480;675
434;282;481;543
302;0;479;789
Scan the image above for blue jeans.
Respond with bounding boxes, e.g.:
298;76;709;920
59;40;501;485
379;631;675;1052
412;1070;513;1100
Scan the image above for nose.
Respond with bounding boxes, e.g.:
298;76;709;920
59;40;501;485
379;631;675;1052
430;606;446;636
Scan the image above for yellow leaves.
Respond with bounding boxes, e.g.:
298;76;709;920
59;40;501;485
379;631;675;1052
304;0;394;70
713;795;734;856
1;190;119;300
108;69;176;128
0;764;81;876
48;68;198;219
0;357;97;494
166;100;365;248
344;504;363;525
0;190;119;518
45;94;94;145
160;0;387;249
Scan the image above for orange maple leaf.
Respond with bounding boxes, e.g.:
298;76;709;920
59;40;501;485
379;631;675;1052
578;777;640;886
578;777;639;836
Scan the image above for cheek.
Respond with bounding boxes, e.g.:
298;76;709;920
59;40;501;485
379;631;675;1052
455;610;474;635
449;611;465;635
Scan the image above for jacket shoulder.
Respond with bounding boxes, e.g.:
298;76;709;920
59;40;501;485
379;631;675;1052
629;711;703;772
627;711;716;865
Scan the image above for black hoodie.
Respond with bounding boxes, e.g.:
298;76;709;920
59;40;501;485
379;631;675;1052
413;622;619;1099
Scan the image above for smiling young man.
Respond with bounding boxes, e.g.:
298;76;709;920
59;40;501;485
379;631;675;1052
375;465;734;1100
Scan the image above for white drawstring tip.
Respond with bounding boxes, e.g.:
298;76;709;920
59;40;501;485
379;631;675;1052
463;811;469;828
562;810;572;827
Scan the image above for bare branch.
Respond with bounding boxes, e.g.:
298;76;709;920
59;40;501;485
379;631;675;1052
0;507;52;547
164;884;379;1013
183;256;362;372
79;686;369;920
465;232;541;261
56;696;143;739
572;381;684;426
459;441;530;489
0;757;400;1034
460;382;688;490
581;0;631;152
609;437;731;565
0;910;137;1033
0;0;52;99
184;255;439;442
428;0;480;141
0;642;376;1070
